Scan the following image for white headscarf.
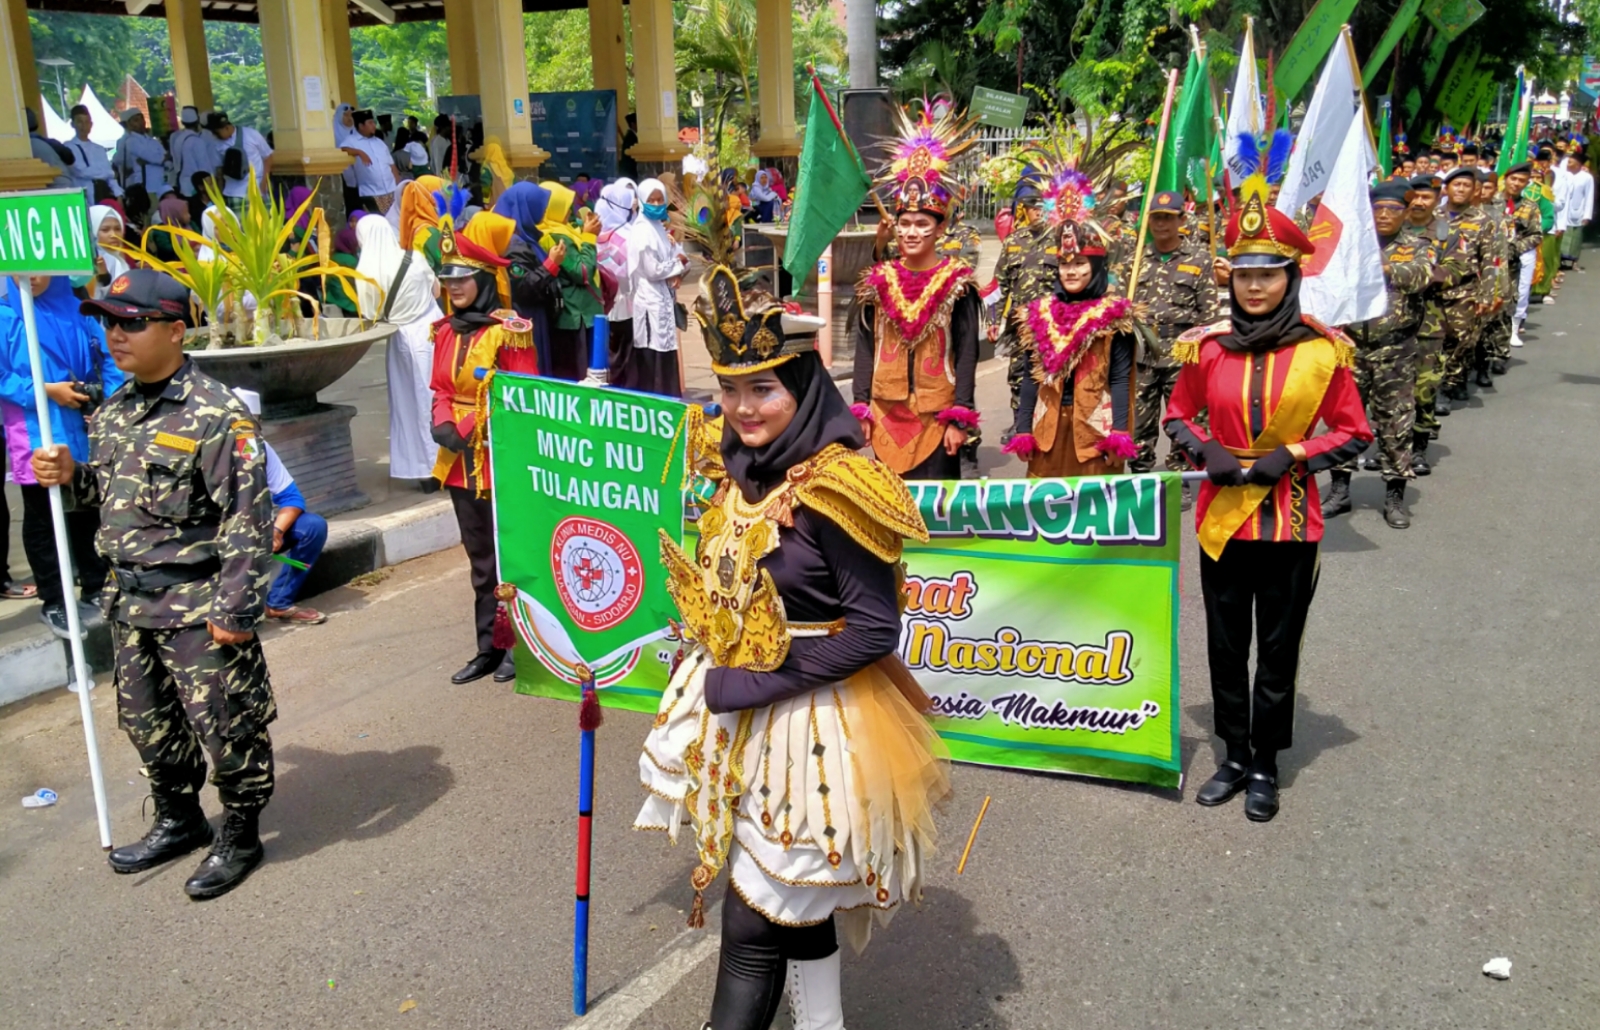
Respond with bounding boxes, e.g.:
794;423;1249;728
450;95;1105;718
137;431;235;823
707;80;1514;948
87;205;129;288
355;215;440;325
333;103;358;147
598;180;638;234
627;178;675;261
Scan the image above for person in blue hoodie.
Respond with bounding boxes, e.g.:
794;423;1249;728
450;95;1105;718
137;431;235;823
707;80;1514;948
0;275;125;636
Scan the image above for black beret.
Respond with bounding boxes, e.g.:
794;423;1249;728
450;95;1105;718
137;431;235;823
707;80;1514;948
1370;180;1413;205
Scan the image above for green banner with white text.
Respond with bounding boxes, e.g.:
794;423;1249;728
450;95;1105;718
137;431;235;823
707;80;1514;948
0;189;94;276
492;381;1184;789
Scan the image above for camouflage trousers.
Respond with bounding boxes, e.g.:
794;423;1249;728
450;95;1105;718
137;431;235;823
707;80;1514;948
1003;330;1028;413
1131;363;1194;474
1414;334;1445;437
1338;334;1418;480
114;622;277;810
1440;304;1480;392
1480;307;1514;364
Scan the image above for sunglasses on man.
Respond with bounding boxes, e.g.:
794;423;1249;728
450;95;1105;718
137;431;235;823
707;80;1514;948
96;314;181;333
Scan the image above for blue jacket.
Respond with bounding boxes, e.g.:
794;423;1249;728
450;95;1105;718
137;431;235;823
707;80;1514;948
0;281;124;463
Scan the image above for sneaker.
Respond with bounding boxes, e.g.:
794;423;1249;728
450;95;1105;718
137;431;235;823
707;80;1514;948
38;604;70;639
1542;296;1556;305
266;605;328;625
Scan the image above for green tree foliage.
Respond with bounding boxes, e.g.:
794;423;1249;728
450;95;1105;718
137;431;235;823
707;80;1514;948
525;11;599;94
28;12;137;112
351;22;449;118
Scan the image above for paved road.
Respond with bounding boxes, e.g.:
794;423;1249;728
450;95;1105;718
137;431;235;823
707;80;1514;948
3;277;1598;1030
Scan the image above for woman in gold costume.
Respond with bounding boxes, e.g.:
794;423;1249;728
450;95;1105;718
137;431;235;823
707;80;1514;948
636;267;950;1030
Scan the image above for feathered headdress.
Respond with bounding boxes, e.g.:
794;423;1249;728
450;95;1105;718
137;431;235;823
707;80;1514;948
1014;119;1143;258
1224;129;1311;265
877;99;978;220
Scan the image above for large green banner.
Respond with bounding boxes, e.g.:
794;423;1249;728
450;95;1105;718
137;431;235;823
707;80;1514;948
490;374;691;705
493;378;1183;787
0;189;94;276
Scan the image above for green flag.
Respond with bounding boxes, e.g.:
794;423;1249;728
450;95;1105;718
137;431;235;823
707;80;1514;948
1155;48;1214;200
1495;70;1526;176
782;77;872;283
1154;50;1200;195
1276;0;1362;100
1377;98;1393;177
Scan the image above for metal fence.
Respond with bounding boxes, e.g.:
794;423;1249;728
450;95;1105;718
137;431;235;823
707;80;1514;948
954;125;1046;220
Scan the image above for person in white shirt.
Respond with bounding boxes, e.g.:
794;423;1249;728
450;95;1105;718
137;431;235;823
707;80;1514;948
206;112;273;206
65;104;121;202
114;110;168;226
168;107;203;196
26;108;74;189
345;110;398;213
1561;151;1593;268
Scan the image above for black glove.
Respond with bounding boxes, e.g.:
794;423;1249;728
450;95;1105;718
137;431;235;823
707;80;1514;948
431;422;469;453
1199;439;1246;487
1245;445;1297;486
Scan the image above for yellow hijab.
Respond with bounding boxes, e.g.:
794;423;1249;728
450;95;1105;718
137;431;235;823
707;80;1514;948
475;138;514;204
462;210;516;307
400;175;444;249
537;181;589;252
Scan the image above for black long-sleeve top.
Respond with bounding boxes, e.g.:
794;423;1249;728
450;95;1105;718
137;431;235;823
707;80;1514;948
505;238;563;375
1012;331;1135;438
703;507;903;714
850;288;980;412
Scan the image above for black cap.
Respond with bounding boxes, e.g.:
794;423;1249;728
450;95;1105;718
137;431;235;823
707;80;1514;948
1409;175;1440;192
1460;143;1480;156
1506;160;1533;176
1148;190;1184;215
1370;180;1413;205
204;111;231;132
1474;167;1496;183
80;270;192;325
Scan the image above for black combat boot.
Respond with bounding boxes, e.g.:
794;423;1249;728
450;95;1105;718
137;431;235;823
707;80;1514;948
1320;470;1352;518
1475;366;1494;388
1490;358;1508;375
1411;432;1431;476
108;790;213;874
1383;480;1411;529
184;807;265;899
1435;392;1453;416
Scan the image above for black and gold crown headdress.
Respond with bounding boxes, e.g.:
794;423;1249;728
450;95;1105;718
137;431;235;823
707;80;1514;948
693;265;816;376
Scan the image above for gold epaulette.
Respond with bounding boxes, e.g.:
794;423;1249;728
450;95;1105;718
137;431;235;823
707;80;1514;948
493;310;534;348
690;411;726;483
1299;315;1357;368
1170;319;1231;364
792;446;928;563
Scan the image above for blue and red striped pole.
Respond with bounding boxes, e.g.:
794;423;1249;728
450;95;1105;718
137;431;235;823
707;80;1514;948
574;668;602;1015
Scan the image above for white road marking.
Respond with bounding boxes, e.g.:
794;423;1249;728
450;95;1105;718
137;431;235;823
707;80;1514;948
560;921;722;1030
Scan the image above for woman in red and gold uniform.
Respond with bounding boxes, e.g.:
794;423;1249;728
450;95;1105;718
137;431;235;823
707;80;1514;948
850;103;981;480
428;211;539;685
1163;141;1373;822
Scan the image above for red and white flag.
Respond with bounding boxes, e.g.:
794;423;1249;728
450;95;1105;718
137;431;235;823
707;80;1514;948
1298;116;1387;326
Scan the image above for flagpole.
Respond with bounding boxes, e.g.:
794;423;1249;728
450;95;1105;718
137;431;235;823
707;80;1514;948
572;663;602;1015
18;279;112;851
1342;26;1379;162
1129;68;1182;301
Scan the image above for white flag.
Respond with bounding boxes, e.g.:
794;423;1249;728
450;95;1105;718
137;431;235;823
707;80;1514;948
1222;21;1263;183
1298;115;1388;327
1276;28;1375;217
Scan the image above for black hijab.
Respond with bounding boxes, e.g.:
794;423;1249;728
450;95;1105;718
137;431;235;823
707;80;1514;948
722;351;865;502
1053;253;1108;303
1217;262;1319;353
448;269;501;335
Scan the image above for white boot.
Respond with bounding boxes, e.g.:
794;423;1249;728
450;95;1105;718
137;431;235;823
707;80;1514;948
1510;322;1524;348
786;952;845;1030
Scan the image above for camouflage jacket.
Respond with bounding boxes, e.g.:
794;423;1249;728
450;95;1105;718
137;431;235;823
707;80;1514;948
936;220;983;267
1477;202;1512;302
991;218;1058;321
1127;237;1220;365
1400;220;1450;339
1348;233;1434;344
1438;205;1497;306
70;358;273;632
1507;191;1546;258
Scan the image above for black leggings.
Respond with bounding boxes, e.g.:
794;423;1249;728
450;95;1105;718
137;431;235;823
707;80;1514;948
708;885;837;1030
20;484;106;609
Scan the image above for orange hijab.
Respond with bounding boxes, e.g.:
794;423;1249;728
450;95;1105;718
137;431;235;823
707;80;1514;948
400;175;445;250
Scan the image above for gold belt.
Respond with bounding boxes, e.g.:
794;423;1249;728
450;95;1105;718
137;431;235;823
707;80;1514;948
790;619;846;638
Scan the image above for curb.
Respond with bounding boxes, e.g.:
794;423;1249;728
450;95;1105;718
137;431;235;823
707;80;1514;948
0;497;460;711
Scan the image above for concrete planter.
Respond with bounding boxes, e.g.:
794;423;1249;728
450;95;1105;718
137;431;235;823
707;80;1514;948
188;320;398;516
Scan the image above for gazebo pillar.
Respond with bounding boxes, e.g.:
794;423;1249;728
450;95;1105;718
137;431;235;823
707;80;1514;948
256;0;351;180
588;0;630;117
627;0;685;177
165;0;215;112
0;0;56;190
470;0;548;174
321;0;358;109
443;0;478;96
751;0;801;172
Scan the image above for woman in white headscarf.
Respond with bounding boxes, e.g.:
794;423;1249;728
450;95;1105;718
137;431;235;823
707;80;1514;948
596;179;638;384
334;102;362;214
623;177;688;396
87;205;129;299
354;215;445;482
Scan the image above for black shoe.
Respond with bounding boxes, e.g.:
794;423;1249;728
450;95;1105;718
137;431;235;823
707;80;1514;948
1180;481;1195;512
1475;368;1494;388
451;649;506;684
1244;772;1279;822
1435;393;1452;416
38;604;70;638
108;792;214;873
1411;433;1431;476
493;652;517;683
1195;760;1250;806
184;808;264;900
1490;359;1508;375
1383;480;1411;529
1356;453;1380;471
1320;471;1352;518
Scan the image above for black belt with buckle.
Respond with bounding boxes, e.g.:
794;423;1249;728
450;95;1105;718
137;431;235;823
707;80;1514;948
109;559;221;594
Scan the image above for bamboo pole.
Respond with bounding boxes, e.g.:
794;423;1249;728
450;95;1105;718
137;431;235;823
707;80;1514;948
1128;67;1182;302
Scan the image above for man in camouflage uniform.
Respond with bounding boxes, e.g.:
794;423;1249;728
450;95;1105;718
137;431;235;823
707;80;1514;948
1482;163;1547;375
1472;167;1513;388
991;175;1058;437
1436;166;1497;404
1323;181;1434;528
32;270;276;900
1125;191;1219;498
1401;174;1454;473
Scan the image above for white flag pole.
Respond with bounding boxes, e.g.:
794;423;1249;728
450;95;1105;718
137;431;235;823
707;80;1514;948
17;277;113;850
